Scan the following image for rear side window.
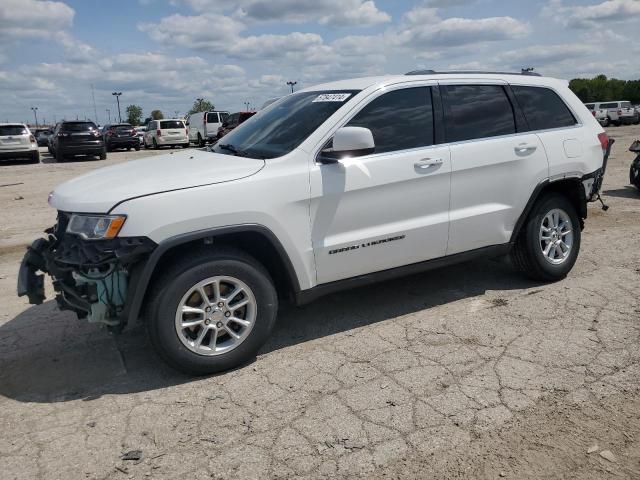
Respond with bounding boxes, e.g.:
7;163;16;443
600;103;617;109
585;104;594;110
62;122;97;132
512;86;577;131
443;85;515;142
160;120;184;129
0;125;28;136
207;113;218;123
347;87;434;154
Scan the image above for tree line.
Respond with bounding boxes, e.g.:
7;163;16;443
123;98;216;126
569;75;640;104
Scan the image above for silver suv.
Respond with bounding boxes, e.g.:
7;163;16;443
0;123;40;163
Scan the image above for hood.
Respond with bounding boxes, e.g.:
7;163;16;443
49;149;265;213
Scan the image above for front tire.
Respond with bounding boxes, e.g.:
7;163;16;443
146;248;278;375
512;193;581;281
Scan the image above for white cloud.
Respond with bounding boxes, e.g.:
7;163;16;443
177;0;391;26
543;0;640;28
0;0;74;39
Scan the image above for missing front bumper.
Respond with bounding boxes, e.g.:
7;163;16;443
17;222;156;328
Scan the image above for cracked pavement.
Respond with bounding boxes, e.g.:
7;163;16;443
1;128;640;479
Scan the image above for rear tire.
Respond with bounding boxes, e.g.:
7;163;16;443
182;143;189;149
602;117;610;127
30;151;40;164
512;193;581;282
146;248;278;375
153;138;158;150
135;144;140;151
630;160;640;190
99;148;107;160
55;149;64;163
198;134;205;148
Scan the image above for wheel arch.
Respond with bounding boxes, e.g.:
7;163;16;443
126;225;301;327
510;177;587;243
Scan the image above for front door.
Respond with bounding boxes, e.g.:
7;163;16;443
310;85;451;284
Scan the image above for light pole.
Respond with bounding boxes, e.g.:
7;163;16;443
106;109;111;123
112;92;122;123
286;81;297;93
30;107;38;128
244;101;250;111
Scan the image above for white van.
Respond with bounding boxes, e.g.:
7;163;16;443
143;119;189;149
186;111;229;146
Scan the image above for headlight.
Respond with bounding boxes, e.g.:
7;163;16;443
66;214;126;240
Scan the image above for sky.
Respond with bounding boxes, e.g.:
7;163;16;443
2;0;639;125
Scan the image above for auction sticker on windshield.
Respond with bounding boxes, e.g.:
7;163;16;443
312;93;352;102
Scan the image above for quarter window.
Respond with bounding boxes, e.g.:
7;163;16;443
346;87;434;154
512;86;577;131
443;85;516;142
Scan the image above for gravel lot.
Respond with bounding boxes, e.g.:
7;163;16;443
1;128;640;479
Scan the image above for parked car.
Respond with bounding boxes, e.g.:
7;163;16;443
144;119;189;149
590;101;637;126
50;121;106;162
33;128;50;146
18;71;612;375
216;111;257;140
186;111;229;146
102;123;140;151
584;103;609;127
47;123;60;154
135;125;146;145
0;123;39;163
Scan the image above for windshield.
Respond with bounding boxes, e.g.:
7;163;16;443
0;125;27;136
211;90;360;159
62;122;97;132
160;120;184;129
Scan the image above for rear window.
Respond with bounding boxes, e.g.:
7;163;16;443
0;125;28;136
206;113;218;123
512;86;577;131
160;120;184;129
113;124;133;131
220;112;229;123
62;122;97;132
622;101;632;108
443;85;516;142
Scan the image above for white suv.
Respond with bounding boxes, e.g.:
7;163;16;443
591;101;637;126
0;123;39;163
18;72;611;375
143;119;189;149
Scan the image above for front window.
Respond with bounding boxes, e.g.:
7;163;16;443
211;90;360;159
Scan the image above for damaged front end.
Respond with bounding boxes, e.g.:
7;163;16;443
17;212;156;331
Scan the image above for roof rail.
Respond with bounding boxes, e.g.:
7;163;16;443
405;69;542;77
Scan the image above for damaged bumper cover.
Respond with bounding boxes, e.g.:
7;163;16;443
17;213;156;328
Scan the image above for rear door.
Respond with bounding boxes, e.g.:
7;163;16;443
440;82;549;254
311;84;452;284
0;125;29;151
160;120;185;140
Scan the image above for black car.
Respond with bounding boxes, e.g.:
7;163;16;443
50;121;106;162
34;129;52;147
102;123;140;151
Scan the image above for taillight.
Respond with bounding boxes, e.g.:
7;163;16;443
131;129;136;136
592;111;596;116
618;109;622;115
107;130;114;136
185;128;188;136
57;132;69;137
598;132;609;155
156;129;161;137
29;134;36;143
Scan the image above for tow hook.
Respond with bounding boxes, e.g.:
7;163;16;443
596;193;609;211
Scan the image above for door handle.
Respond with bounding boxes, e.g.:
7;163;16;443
514;144;537;156
414;158;443;169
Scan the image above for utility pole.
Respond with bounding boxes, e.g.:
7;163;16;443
286;81;297;93
174;110;180;118
244;101;250;111
91;84;98;124
106;109;111;123
30;107;38;128
112;92;122;123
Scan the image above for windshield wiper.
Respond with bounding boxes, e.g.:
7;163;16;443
218;143;248;157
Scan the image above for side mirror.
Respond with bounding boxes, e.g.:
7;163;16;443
318;127;375;164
